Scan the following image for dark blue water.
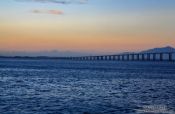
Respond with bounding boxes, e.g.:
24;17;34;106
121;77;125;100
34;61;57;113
0;58;175;114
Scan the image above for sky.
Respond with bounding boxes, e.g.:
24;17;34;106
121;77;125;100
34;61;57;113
0;0;175;54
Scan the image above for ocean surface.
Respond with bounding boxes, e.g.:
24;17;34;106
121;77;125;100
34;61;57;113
0;58;175;114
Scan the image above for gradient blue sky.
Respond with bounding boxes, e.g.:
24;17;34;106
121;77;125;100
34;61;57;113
1;0;175;53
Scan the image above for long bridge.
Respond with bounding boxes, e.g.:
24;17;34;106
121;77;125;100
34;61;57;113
0;52;174;62
60;52;175;62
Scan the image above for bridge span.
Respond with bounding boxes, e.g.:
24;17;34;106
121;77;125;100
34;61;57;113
63;52;175;62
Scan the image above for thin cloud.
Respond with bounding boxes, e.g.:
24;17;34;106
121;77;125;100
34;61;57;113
15;0;88;4
15;0;88;15
32;9;64;15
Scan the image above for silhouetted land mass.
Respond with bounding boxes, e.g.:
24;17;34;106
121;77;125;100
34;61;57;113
141;46;175;53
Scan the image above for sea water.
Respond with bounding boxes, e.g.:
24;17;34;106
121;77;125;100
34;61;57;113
0;58;175;114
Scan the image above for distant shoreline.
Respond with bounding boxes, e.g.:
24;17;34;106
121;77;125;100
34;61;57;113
0;56;65;60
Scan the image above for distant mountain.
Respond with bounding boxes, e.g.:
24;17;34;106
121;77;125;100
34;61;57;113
141;46;175;53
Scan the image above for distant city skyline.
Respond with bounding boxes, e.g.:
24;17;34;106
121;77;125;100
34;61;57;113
1;0;175;53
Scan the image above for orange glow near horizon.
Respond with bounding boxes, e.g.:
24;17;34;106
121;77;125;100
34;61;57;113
1;32;175;53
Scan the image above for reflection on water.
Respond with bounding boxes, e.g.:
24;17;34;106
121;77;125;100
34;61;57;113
0;59;175;114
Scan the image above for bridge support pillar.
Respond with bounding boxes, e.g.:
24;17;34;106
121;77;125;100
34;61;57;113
89;56;92;60
122;55;125;61
153;53;156;61
98;56;100;60
147;54;150;61
126;54;129;61
117;55;119;61
112;56;115;60
96;56;99;61
94;56;96;60
104;56;106;60
90;56;93;60
109;56;112;60
136;54;139;61
160;53;163;61
141;54;144;61
131;54;134;61
169;53;172;61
